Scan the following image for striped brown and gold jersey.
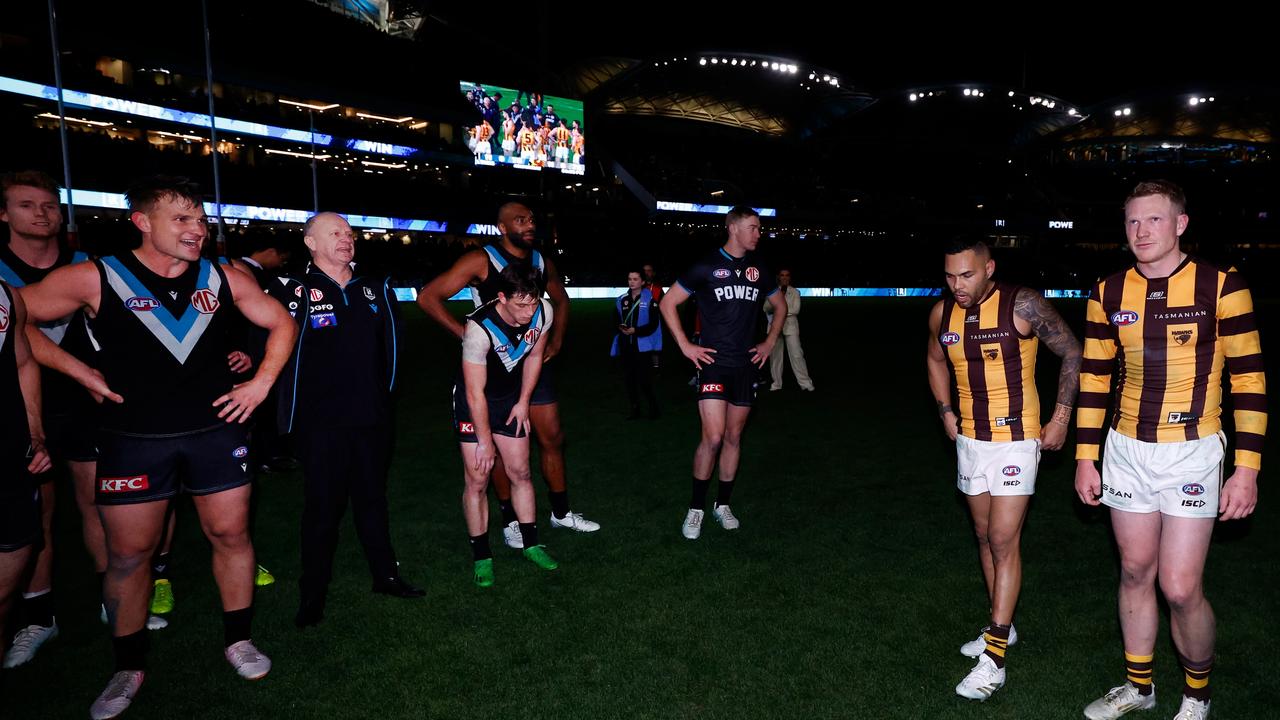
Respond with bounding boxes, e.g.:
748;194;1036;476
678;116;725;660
939;282;1041;441
1076;256;1266;469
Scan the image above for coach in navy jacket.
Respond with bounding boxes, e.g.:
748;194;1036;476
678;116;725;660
271;212;422;629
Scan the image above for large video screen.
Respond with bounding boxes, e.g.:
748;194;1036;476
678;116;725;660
460;81;585;176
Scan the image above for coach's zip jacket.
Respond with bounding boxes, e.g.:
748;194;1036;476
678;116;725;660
270;265;399;435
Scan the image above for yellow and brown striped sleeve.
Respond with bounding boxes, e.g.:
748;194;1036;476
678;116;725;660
1219;271;1266;470
1077;283;1118;461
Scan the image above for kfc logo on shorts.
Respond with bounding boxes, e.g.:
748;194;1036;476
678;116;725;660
125;296;160;311
1181;483;1206;496
940;332;960;346
1111;310;1139;326
100;475;150;493
713;269;731;279
1002;465;1022;477
700;383;724;393
459;422;475;434
745;267;760;282
190;289;220;314
232;446;249;458
309;289;324;302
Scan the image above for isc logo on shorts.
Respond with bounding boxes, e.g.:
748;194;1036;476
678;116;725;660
1002;465;1021;477
1182;483;1206;496
100;475;150;493
940;332;960;346
700;383;724;393
459;422;475;434
1111;310;1139;326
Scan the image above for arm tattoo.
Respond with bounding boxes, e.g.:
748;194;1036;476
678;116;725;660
1014;288;1083;407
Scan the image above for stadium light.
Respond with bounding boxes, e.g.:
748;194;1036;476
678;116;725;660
909;93;918;101
356;112;413;123
710;58;718;64
279;99;339;111
1122;107;1132;116
1189;97;1199;106
264;148;331;160
37;112;110;127
699;58;707;65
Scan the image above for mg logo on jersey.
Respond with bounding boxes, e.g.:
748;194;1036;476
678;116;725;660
100;475;150;493
125;296;160;311
700;383;724;393
713;268;731;279
521;327;542;345
309;288;324;302
1182;483;1206;496
1111;310;1139;326
459;422;475;434
745;266;760;282
940;332;960;346
1172;329;1193;345
1002;465;1022;477
190;289;220;314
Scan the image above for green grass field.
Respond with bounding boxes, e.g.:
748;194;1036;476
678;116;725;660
6;299;1279;719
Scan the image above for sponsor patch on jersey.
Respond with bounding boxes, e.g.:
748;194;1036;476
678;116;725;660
1148;290;1166;300
363;286;376;301
190;288;220;314
310;312;337;329
125;296;160;311
310;304;334;312
1002;465;1022;477
940;331;961;346
288;302;298;310
1111;310;1139;326
1182;483;1206;496
995;416;1020;427
1167;411;1198;424
459;422;475;434
100;475;150;493
522;327;542;345
309;288;324;302
745;266;760;282
713;268;731;279
232;446;249;458
700;383;724;393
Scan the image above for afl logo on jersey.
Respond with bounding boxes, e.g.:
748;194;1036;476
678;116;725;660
190;289;220;314
232;446;249;458
126;296;160;311
1002;465;1022;477
940;332;960;346
745;267;760;282
1111;310;1139;326
309;289;324;302
713;269;731;279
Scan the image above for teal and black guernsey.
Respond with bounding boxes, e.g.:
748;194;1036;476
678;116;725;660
91;254;236;435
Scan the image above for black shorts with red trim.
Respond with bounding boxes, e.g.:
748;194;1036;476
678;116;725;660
452;385;524;443
95;424;253;505
695;364;759;407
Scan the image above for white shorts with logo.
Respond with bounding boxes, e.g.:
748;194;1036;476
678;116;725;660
956;434;1041;497
1100;428;1224;518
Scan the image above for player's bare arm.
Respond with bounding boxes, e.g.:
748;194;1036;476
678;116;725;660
926;300;958;441
1014;288;1082;450
419;250;488;340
